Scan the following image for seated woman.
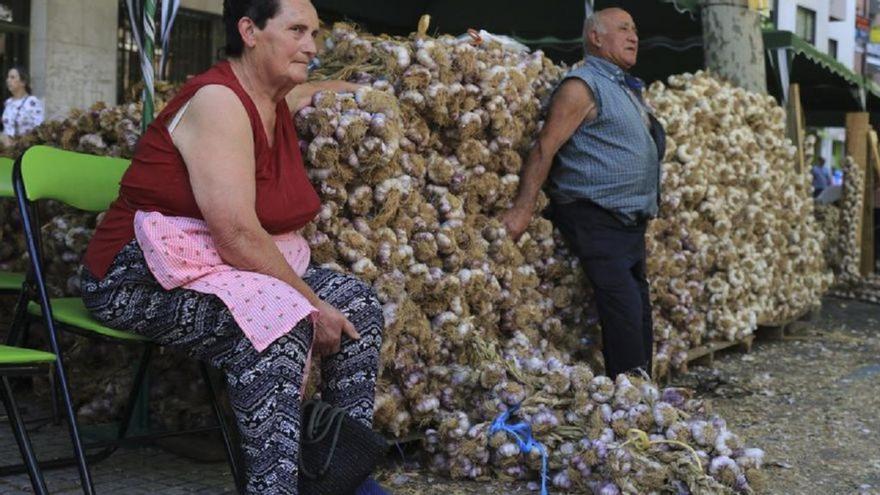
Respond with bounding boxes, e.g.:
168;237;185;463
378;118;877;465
81;0;384;493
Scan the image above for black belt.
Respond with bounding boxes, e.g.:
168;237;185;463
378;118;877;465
572;199;649;228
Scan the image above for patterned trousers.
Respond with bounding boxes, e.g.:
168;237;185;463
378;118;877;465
81;241;384;494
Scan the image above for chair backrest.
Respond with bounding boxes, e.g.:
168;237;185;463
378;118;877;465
15;145;130;211
0;156;14;198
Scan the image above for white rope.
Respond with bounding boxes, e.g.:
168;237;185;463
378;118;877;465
159;0;181;77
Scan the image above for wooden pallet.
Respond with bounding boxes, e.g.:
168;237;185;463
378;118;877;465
756;306;818;340
658;305;822;384
686;335;755;368
658;335;754;385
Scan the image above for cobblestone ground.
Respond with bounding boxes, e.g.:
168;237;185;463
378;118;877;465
1;296;878;494
0;422;236;494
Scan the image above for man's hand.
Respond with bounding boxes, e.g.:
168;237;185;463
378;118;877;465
501;205;532;241
312;300;360;356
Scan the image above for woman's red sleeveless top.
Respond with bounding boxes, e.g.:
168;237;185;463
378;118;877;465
83;61;321;279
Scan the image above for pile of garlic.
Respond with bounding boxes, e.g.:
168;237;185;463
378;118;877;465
645;73;832;374
833;156;865;283
805;133;837;264
808;128;880;304
824;154;880;303
299;24;765;492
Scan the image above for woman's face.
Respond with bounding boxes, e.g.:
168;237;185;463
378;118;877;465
251;0;319;86
6;69;25;94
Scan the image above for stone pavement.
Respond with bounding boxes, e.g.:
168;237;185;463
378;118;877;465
0;414;237;494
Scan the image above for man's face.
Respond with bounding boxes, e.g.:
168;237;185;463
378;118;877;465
589;9;639;70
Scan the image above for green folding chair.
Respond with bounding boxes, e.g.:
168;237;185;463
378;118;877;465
10;145;244;494
2;154;63;416
1;156;64;494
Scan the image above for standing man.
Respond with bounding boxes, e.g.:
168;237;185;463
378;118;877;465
501;8;665;378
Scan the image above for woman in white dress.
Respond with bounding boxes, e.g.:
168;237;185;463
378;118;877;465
2;66;44;145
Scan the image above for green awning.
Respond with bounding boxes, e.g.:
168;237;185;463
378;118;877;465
764;31;864;88
764;30;870;126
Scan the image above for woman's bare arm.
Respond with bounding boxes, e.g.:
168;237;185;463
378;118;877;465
171;85;358;353
285;80;362;114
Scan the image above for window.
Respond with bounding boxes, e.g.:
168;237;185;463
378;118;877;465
0;0;30;103
117;2;222;103
829;39;838;59
834;0;852;20
164;9;222;85
795;7;816;45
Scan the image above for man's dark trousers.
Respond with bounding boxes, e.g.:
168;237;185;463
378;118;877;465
550;200;653;378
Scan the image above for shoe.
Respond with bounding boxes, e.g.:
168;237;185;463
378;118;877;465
355;477;389;495
622;366;651;381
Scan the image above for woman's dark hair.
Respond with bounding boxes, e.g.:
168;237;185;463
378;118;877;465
9;65;31;94
224;0;282;57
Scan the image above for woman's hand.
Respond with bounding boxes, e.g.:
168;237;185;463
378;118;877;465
312;300;360;356
286;80;365;114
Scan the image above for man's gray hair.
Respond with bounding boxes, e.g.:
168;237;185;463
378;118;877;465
584;11;607;37
583;11;607;56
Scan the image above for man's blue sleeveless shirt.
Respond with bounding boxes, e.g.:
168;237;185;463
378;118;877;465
547;56;662;225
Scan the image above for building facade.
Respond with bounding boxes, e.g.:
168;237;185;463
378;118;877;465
867;0;880;82
0;0;223;121
773;0;858;71
770;0;860;169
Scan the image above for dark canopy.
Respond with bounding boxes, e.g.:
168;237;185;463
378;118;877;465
313;0;703;75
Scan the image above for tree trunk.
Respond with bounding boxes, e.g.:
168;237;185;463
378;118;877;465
701;0;766;94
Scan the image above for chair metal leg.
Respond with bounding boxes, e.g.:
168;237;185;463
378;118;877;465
115;345;153;441
51;344;155;469
0;376;49;495
47;363;60;425
51;358;96;495
199;362;245;495
5;284;31;346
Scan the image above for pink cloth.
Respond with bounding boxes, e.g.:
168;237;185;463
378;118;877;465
133;210;317;352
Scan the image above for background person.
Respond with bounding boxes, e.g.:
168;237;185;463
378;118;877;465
811;157;833;197
2;65;44;145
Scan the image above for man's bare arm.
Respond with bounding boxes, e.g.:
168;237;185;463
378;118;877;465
501;79;597;240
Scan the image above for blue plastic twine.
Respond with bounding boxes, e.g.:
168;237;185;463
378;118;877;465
489;405;549;495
